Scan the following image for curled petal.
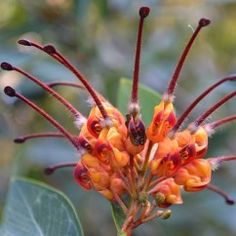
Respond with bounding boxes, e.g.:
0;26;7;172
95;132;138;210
193;127;208;158
89;169;110;190
79;123;96;141
94;140;113;164
110;176;125;195
87;117;102;138
81;153;101;169
174;159;212;192
106;127;125;150
154;137;178;159
113;148;130;167
150;138;179;175
175;129;193;147
147;101;176;143
111;109;127;136
74;162;92;190
98;189;113;201
179;144;196;164
158;153;182;177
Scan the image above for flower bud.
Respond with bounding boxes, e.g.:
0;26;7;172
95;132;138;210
110;176;125;195
89;169;110;190
161;209;172;220
113;148;129;167
94;140;113;165
106;127;125;150
174;159;211;192
127;116;146;146
98;189;113;201
81;153;101;169
154;192;166;205
152;178;183;208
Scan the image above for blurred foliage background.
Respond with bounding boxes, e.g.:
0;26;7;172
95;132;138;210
1;0;236;235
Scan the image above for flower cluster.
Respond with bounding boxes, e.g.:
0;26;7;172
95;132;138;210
2;6;236;235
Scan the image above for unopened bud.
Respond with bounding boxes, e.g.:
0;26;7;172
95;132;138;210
155;192;166;205
138;191;148;205
127;116;146;146
161;209;172;220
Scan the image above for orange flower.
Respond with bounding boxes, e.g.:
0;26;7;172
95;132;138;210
174;159;211;192
147;101;176;142
3;6;236;235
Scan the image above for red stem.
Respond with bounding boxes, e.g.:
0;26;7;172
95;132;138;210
14;132;65;143
131;7;150;104
19;40;109;120
13;66;82;118
207;184;234;205
215;156;236;163
47;82;84;89
45;162;77;175
207;114;236;129
167;18;210;95
172;75;236;131
194;90;236;126
4;86;78;149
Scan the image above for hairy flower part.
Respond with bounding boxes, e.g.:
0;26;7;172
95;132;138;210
2;6;236;235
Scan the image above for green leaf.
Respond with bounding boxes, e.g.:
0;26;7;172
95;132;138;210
2;178;84;236
111;202;126;236
117;78;162;125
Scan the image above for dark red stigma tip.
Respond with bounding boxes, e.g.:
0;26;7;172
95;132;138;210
226;198;235;205
13;138;25;143
1;62;13;71
44;167;54;175
4;86;16;97
43;45;57;54
17;39;32;46
199;18;211;27
139;6;150;18
14;137;25;143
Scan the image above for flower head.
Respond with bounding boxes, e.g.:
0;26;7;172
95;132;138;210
2;6;236;235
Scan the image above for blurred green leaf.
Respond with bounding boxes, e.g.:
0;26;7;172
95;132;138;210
2;178;84;236
111;202;126;236
117;78;161;125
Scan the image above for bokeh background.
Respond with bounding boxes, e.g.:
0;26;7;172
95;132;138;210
1;0;236;235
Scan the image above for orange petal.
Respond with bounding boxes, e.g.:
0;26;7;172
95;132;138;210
174;159;211;192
